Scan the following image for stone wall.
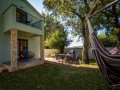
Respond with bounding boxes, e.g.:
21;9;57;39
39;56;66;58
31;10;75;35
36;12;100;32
44;47;113;59
40;36;44;60
11;29;18;67
44;49;59;57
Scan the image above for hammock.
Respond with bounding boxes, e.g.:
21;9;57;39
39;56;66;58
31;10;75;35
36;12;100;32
86;0;120;85
92;33;120;85
109;47;118;54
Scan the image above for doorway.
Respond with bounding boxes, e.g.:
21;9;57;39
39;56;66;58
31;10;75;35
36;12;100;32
18;39;28;55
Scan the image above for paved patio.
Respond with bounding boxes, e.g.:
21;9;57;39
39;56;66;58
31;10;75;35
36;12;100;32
45;58;80;67
2;58;44;72
3;58;41;67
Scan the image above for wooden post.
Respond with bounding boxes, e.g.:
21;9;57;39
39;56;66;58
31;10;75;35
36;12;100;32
11;29;18;67
40;35;44;61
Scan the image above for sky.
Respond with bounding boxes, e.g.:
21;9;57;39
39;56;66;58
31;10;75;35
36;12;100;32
27;0;83;47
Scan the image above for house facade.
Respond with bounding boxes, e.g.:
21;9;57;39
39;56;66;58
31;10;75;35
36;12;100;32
0;0;44;72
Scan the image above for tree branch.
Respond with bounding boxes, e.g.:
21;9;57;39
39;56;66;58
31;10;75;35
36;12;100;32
71;9;84;21
88;0;119;19
83;0;90;14
112;4;120;28
86;0;99;18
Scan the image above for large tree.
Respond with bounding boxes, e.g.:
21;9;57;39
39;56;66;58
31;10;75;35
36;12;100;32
43;0;100;64
92;0;120;47
42;12;64;40
43;0;120;63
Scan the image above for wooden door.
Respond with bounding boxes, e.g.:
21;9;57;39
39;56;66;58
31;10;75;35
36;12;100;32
18;39;28;55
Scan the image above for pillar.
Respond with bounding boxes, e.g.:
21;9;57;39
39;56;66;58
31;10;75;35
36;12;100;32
40;35;44;61
11;29;18;67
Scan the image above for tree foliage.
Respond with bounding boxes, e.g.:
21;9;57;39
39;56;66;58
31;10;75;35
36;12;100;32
97;33;118;47
92;0;120;47
43;12;71;52
42;12;64;40
43;0;98;64
45;30;71;52
43;0;120;63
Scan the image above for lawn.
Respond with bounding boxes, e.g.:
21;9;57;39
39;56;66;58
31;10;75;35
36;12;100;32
0;60;110;90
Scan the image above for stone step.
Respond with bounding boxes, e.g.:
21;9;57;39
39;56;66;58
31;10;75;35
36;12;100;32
0;66;8;73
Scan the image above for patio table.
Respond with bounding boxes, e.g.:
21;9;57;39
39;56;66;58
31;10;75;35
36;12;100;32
57;54;68;60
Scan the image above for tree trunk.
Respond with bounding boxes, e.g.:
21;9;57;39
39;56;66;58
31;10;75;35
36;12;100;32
82;41;89;64
117;30;120;48
112;4;120;48
81;22;89;64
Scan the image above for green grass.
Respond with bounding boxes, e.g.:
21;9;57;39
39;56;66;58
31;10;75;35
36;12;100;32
89;59;98;66
0;61;110;90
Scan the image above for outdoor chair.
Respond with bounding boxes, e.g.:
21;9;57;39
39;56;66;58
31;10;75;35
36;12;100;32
20;51;35;59
54;53;61;60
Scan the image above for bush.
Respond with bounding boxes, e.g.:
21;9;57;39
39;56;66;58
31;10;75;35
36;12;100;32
98;33;118;47
45;31;71;53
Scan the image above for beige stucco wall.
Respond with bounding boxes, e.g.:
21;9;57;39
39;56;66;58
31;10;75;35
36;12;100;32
64;48;93;59
64;47;114;59
45;47;114;59
44;49;60;57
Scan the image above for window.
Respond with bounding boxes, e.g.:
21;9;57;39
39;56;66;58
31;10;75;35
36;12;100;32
16;8;28;24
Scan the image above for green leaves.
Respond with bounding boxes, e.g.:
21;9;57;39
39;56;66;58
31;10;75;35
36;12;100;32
43;12;71;52
45;30;71;52
43;12;64;40
97;33;118;47
62;0;64;4
43;0;120;62
43;0;96;36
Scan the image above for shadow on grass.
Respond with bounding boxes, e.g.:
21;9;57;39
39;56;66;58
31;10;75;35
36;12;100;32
0;61;112;90
45;58;98;68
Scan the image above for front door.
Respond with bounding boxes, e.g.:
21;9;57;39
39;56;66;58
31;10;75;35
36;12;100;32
18;39;28;55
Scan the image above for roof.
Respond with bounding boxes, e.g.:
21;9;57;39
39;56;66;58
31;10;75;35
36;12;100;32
24;0;44;18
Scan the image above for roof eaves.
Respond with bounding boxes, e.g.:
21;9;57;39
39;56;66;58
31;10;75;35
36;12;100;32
24;0;44;18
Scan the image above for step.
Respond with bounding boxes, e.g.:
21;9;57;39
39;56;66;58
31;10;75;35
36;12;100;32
0;66;8;73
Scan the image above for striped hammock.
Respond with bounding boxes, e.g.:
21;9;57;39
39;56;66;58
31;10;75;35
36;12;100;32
86;0;120;86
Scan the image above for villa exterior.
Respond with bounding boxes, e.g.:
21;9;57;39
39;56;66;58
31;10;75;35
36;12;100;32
0;0;44;72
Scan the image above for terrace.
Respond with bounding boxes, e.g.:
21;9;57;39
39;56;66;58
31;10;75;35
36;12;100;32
3;5;44;36
16;8;43;30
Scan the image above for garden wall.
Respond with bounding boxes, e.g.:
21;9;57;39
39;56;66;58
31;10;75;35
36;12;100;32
44;49;59;57
64;47;113;59
45;47;113;59
64;48;93;59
